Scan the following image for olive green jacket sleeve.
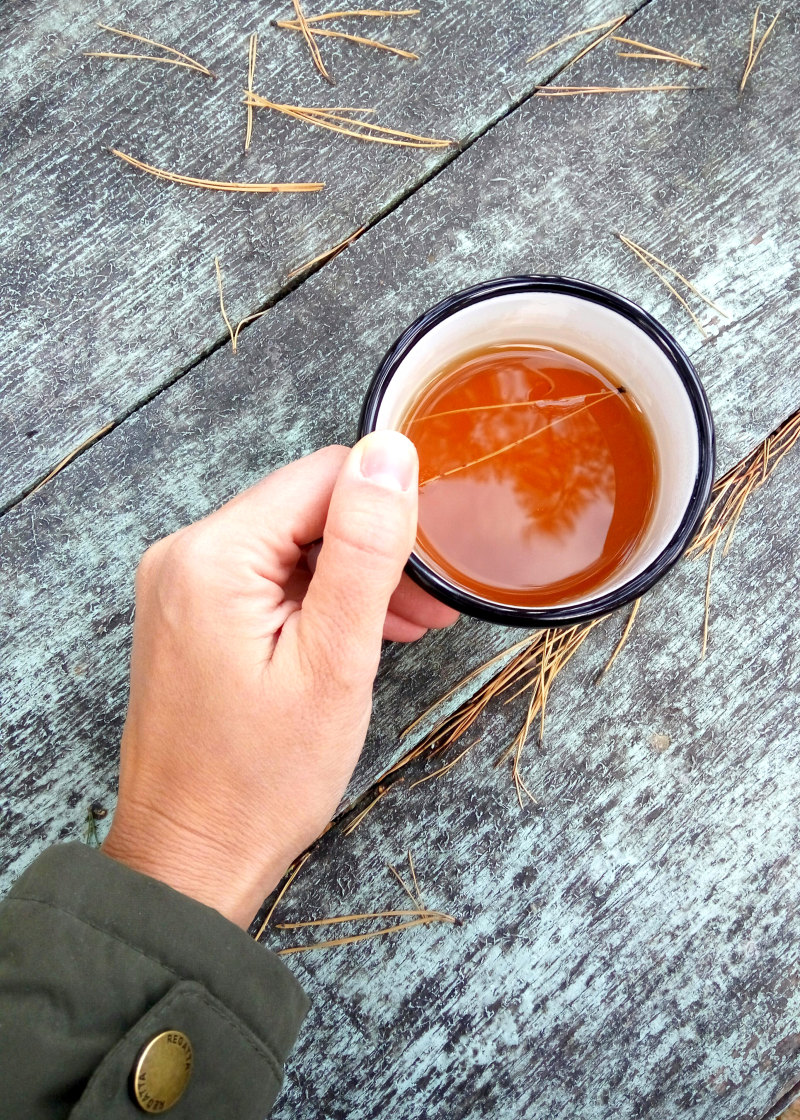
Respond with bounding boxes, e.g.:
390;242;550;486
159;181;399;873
0;843;308;1119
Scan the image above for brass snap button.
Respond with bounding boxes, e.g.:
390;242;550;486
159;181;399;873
132;1030;193;1113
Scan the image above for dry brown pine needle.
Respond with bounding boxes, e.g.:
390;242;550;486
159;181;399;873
537;84;700;96
89;22;216;77
527;15;625;65
304;8;420;19
740;7;781;92
596;597;641;682
278;19;418;58
111;149;324;192
287;223;368;278
214;257;272;354
292;0;335;82
245;33;258;151
29;423;115;497
254;851;311;941
611;34;706;68
616;232;729;337
244;94;453;147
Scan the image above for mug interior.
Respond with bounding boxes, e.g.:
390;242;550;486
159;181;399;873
372;289;701;608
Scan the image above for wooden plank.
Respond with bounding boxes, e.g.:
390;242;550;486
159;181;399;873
263;448;800;1120
0;0;635;508
2;0;798;892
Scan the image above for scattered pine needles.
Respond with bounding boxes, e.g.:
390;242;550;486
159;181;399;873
244;94;453;147
245;33;258;151
740;7;781;92
87;22;216;78
111;149;324;193
30;422;115;496
616;232;729;337
287;223;368;278
611;34;705;68
276;852;454;954
527;15;625;66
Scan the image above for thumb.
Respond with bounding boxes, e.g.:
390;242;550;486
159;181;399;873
297;431;419;689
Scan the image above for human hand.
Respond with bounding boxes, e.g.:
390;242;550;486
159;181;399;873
102;435;458;927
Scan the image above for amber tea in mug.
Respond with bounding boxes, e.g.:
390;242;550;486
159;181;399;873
400;344;657;608
361;277;715;625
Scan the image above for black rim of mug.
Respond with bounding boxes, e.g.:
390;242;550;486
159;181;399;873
358;275;716;628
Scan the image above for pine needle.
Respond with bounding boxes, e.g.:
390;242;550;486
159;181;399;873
29;423;115;496
701;538;716;659
740;8;780;91
526;16;622;63
565;13;628;70
292;0;334;82
343;782;395;834
84;51;215;75
214;257;237;352
537;84;699;96
612;34;706;68
616;233;711;337
617;233;729;316
277;19;418;58
94;22;216;77
409;740;476;788
276;908;454;928
305;8;420;20
254;851;311;941
277;917;439;954
110;149;324;192
421;392;617;486
244;94;452;147
245;33;258;151
596;597;641;681
287;223;367;278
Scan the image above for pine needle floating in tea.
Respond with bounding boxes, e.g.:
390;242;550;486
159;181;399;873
111;149;324;193
527;15;625;65
740;7;781;92
245;33;258;151
87;22;216;78
276;852;454;954
611;34;706;68
244;94;453;147
616;232;729;337
287;223;368;278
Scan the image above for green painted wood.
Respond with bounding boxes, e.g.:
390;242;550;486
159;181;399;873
3;0;800;1112
0;0;635;509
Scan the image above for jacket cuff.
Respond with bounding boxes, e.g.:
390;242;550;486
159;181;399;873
8;843;308;1117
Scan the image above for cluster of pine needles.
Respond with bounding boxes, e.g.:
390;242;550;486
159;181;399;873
257;850;455;954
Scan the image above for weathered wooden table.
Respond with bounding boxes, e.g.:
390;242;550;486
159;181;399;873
3;0;799;1115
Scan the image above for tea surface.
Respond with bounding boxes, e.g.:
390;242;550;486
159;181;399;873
401;345;657;607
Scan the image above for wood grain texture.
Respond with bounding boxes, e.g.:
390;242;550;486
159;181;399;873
0;0;633;508
2;0;798;877
2;0;800;1112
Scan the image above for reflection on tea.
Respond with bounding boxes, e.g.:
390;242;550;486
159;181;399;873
401;344;657;607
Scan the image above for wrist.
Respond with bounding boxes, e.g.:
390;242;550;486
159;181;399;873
101;808;285;929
